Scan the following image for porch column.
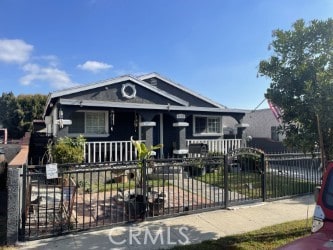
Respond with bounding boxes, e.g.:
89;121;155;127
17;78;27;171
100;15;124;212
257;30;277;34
139;121;156;148
172;120;189;157
235;123;249;146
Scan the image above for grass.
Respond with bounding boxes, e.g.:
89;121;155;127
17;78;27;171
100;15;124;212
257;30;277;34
171;218;312;250
199;170;316;199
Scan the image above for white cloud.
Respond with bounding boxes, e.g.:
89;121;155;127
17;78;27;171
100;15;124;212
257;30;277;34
0;39;33;64
33;55;59;67
77;60;113;73
20;63;78;90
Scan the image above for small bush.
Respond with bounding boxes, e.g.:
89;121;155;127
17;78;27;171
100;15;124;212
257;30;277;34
52;135;86;164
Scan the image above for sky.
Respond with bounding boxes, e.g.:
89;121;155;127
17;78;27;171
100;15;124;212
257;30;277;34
0;0;332;110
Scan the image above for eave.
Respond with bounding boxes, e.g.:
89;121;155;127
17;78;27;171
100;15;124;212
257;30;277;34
139;72;227;109
43;74;190;117
58;98;245;114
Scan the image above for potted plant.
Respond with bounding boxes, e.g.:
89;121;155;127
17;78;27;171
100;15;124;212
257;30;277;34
124;137;163;220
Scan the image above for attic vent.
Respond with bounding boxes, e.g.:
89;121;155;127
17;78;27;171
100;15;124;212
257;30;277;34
150;78;157;86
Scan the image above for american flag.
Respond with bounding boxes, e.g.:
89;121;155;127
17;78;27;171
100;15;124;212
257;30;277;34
267;100;282;122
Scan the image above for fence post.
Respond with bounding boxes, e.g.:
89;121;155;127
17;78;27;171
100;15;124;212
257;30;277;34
6;164;23;244
20;164;27;241
142;159;147;220
224;155;229;208
261;153;266;202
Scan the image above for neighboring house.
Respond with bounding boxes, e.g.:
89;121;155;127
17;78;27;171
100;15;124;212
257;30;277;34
42;73;247;162
242;108;286;152
243;109;282;140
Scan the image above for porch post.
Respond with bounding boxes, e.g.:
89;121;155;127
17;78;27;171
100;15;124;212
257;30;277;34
235;123;249;146
172;114;189;157
139;121;156;148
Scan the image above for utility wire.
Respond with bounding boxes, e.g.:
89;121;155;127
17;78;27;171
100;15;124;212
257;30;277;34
251;98;266;112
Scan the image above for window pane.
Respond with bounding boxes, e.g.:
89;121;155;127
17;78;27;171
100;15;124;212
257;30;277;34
69;112;85;133
195;117;206;134
86;112;106;134
208;117;221;133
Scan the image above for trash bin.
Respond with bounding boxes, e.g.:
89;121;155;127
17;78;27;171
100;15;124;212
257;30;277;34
188;143;208;154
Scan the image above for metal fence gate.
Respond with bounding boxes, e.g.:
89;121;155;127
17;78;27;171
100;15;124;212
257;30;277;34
19;149;322;241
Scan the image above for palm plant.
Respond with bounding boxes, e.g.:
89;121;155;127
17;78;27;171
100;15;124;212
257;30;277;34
130;136;163;186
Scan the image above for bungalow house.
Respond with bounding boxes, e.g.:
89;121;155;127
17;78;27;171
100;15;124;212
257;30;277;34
42;73;247;162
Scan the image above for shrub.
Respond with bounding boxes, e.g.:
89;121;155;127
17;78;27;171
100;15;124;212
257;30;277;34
52;135;86;164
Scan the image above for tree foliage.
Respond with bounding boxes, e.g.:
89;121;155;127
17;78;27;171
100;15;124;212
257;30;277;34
258;19;333;166
17;94;47;131
0;92;47;139
0;92;24;139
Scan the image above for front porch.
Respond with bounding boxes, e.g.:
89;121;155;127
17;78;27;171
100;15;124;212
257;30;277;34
84;139;242;163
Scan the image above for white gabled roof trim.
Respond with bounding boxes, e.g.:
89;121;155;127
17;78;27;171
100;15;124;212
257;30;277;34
139;72;227;109
43;74;191;117
59;98;244;114
48;75;188;106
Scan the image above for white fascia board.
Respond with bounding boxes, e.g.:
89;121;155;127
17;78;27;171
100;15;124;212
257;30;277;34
59;98;244;114
49;75;133;99
139;72;227;109
133;78;189;106
48;74;188;107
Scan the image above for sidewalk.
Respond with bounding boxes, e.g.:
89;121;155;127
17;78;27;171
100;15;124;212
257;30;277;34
18;195;315;250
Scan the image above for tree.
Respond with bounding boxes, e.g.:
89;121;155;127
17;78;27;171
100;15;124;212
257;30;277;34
0;92;47;139
17;94;47;131
258;19;333;169
0;92;24;139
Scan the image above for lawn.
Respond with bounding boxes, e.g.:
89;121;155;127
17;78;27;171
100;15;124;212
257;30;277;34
171;218;312;250
199;169;317;199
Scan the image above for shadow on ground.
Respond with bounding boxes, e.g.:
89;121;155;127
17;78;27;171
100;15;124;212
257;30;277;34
20;221;218;250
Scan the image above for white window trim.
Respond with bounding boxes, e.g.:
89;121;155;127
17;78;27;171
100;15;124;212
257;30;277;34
192;115;223;137
69;110;109;137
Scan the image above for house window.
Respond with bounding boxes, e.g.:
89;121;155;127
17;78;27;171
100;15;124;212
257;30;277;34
193;116;222;136
69;111;109;136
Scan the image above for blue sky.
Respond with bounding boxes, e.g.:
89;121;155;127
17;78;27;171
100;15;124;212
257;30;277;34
0;0;332;109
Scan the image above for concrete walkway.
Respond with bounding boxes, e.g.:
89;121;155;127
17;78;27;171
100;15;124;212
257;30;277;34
18;195;315;250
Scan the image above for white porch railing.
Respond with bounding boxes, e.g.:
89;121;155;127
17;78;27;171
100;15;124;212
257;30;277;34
84;140;138;163
186;139;242;155
85;139;242;163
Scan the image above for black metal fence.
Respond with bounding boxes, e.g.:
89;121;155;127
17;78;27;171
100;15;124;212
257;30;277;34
265;152;321;200
20;151;322;241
